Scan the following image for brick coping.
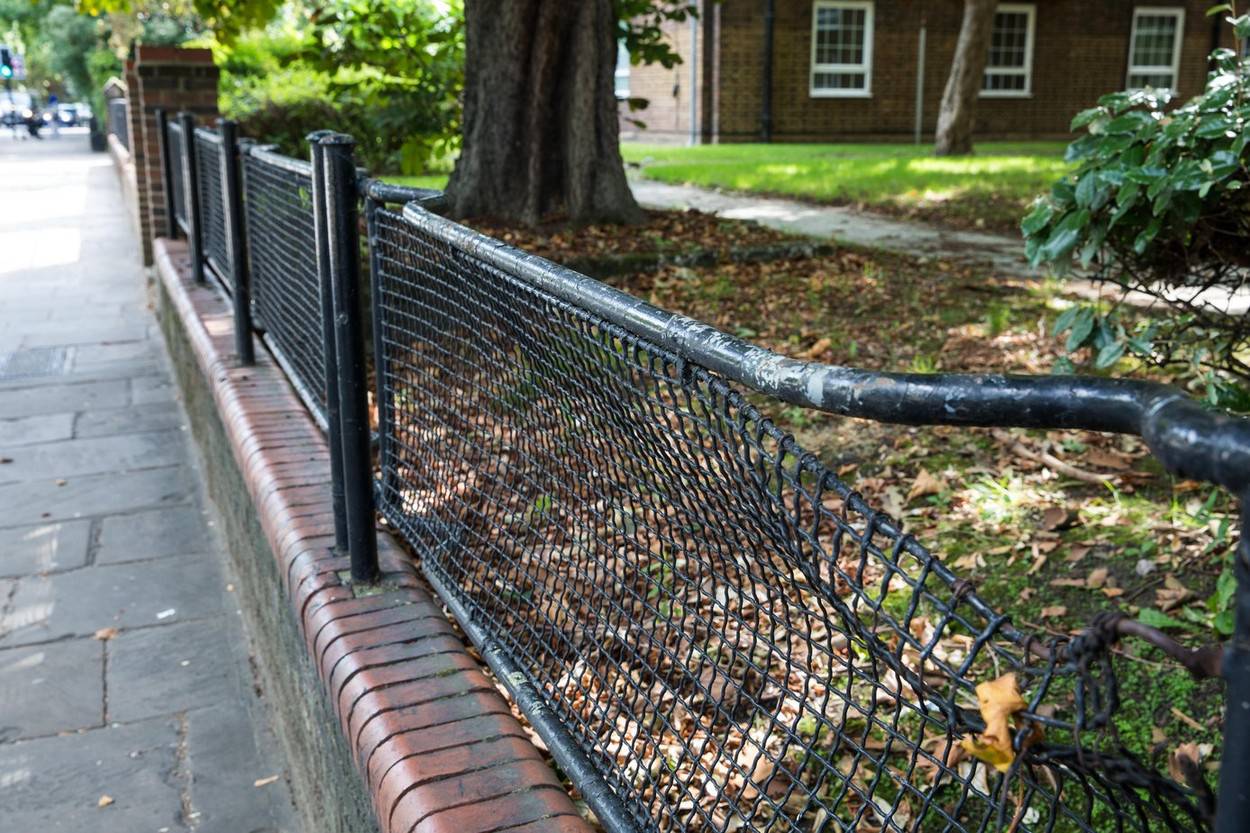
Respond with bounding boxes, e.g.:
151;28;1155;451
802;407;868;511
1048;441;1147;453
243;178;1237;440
153;237;591;833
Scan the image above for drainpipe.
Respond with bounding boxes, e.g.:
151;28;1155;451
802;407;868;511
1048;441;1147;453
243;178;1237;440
914;21;927;145
761;0;774;142
689;3;700;145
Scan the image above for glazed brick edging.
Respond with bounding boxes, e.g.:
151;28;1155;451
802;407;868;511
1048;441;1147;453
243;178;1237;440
152;237;590;833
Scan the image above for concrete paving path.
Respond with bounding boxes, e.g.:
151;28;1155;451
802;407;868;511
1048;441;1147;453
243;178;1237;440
630;177;1036;276
0;131;297;831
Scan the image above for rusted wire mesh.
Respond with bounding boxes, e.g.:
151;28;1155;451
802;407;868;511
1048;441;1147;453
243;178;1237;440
370;204;1211;833
241;148;327;424
194;127;230;291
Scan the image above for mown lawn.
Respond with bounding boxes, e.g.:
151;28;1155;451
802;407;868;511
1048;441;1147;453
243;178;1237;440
621;141;1073;233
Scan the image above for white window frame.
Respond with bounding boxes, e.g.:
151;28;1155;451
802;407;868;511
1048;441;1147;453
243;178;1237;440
980;3;1036;98
1126;6;1185;91
614;40;631;100
809;0;874;98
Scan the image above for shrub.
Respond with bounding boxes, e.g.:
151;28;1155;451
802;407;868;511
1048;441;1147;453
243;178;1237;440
1023;11;1250;404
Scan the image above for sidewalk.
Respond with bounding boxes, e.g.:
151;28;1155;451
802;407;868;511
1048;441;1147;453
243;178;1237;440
630;177;1035;276
0;133;296;831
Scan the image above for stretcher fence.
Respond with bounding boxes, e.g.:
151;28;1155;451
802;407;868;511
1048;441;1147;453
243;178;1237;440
158;112;1250;833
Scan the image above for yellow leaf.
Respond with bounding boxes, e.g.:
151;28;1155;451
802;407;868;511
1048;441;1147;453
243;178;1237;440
959;673;1027;773
97;795;114;808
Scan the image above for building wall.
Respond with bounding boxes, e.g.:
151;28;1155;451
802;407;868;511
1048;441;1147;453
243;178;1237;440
619;6;709;143
624;0;1231;144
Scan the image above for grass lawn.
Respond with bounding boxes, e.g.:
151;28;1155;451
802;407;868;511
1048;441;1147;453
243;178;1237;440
386;173;448;190
621;141;1073;233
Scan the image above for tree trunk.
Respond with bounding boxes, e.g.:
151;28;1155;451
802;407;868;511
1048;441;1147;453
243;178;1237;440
934;0;997;156
445;0;644;225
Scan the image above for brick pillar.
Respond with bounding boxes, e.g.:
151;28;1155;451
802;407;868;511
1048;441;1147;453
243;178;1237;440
131;47;219;265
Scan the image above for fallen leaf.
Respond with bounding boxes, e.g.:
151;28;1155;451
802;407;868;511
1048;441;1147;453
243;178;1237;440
98;795;114;808
801;338;832;359
1039;507;1072;531
959;673;1029;772
253;775;280;788
93;627;119;641
907;469;946;503
1040;605;1067;619
1086;567;1109;589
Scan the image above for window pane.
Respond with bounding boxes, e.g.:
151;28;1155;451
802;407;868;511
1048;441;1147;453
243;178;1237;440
1128;71;1174;88
813;70;866;90
987;11;1029;69
1132;14;1178;67
614;41;630;97
815;7;867;65
984;73;1027;91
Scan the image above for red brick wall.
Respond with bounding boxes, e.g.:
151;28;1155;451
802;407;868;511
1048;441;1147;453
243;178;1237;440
625;0;1231;144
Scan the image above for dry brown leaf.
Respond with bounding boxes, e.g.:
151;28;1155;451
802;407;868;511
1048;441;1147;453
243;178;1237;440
253;775;280;788
1040;605;1067;619
801;338;832;359
93;627;119;641
959;673;1028;772
1086;567;1109;589
1039;507;1072;531
907;469;946;503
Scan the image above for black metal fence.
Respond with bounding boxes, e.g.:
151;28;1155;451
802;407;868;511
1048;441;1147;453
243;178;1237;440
157;111;1250;833
106;98;128;151
193;127;230;290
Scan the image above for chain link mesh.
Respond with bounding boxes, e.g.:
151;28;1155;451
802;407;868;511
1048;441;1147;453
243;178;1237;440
166;121;188;236
241;150;326;423
371;204;1210;833
194;128;230;291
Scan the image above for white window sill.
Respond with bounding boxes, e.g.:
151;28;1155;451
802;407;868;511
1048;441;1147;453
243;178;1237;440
809;90;873;99
979;91;1034;99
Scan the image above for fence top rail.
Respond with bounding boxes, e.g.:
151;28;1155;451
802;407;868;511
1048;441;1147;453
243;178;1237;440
167;119;184;137
245;143;312;178
193;125;222;144
364;178;446;209
398;201;1250;497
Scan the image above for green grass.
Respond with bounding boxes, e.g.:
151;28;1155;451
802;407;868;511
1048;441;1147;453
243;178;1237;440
621;141;1073;232
386;173;449;190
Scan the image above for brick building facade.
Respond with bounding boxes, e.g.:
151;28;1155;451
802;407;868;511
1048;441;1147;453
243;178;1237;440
619;0;1234;144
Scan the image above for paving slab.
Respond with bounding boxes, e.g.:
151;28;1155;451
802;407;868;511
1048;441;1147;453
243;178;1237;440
0;412;76;447
107;618;248;723
186;702;296;833
0;465;193;526
0;718;187;833
0;519;92;577
0;637;103;742
96;506;211;565
0;553;226;648
0;378;131;419
0;430;188;483
76;401;187;439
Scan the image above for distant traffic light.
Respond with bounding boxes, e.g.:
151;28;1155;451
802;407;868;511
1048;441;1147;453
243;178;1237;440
0;46;12;80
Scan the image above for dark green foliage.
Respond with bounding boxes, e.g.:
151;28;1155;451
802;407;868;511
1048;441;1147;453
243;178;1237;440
1024;11;1250;400
218;1;462;176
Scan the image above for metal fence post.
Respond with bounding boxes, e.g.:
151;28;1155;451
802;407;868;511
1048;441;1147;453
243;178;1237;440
155;108;179;239
1216;501;1250;833
178;112;205;283
320;133;379;584
219;119;254;365
309;131;349;553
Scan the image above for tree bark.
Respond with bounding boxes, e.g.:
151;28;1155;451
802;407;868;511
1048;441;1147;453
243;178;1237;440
934;0;997;156
446;0;644;225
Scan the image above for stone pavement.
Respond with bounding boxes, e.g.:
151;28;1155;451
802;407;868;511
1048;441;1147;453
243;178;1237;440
0;132;297;831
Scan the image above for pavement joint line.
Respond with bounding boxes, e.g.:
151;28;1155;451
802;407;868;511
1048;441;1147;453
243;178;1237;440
0;614;222;652
101;638;110;725
175;711;195;830
85;516;102;567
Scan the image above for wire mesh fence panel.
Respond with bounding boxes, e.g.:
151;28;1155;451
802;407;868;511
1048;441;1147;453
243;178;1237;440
372;204;1212;833
107;99;128;151
241;148;327;424
194;127;230;291
166;120;188;236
